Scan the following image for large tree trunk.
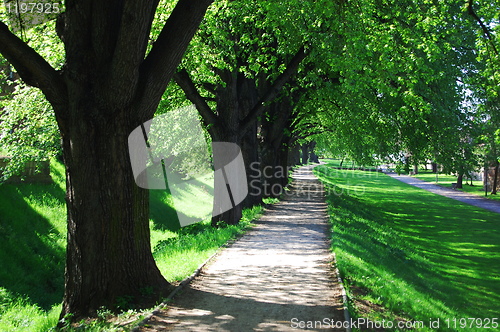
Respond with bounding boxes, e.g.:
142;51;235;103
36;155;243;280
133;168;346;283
209;70;244;226
1;0;213;322
259;100;292;198
288;143;301;167
61;109;169;319
301;144;310;165
241;123;262;207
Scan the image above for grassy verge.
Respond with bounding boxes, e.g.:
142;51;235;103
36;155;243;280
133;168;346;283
314;162;500;332
412;170;500;202
0;160;267;331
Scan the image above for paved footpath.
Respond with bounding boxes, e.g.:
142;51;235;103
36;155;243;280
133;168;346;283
138;165;346;331
387;173;500;214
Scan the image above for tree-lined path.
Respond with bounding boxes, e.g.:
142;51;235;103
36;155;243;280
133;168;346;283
138;165;346;331
387;173;500;214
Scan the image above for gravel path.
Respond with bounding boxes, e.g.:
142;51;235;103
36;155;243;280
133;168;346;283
138;165;346;331
386;173;500;214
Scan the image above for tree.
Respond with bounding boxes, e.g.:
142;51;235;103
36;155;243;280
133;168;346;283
173;0;316;224
0;0;213;322
0;22;64;178
306;0;482;173
467;0;500;193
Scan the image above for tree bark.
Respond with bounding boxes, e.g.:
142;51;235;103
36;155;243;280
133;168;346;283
456;171;464;189
259;99;293;198
288;143;301;167
492;162;499;195
301;144;310;165
174;47;307;224
431;162;438;173
1;0;213;322
61;108;169;319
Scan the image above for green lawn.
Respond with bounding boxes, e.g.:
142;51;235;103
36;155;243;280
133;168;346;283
321;158;379;171
0;160;263;331
413;170;500;202
314;162;500;331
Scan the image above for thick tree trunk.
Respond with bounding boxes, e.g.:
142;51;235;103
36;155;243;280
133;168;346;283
0;0;214;322
308;142;318;163
209;71;244;226
61;110;169;320
288;143;301;167
301;144;309;164
241;125;262;207
259;101;292;198
277;143;291;187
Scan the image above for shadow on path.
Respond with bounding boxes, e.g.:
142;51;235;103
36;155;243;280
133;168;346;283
139;165;345;331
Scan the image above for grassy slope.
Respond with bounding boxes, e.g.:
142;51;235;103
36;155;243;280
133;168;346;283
0;160;262;331
0;161;66;330
314;162;500;331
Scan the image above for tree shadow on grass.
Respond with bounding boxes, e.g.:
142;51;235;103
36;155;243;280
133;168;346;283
325;188;500;319
149;176;214;233
149;190;181;232
0;182;65;311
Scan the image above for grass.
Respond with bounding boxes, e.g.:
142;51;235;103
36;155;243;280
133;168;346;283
412;170;500;202
0;160;66;331
0;160;266;331
314;162;500;332
321;158;379;171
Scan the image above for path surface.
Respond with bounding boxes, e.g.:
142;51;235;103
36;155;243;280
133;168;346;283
387;173;500;214
139;165;345;331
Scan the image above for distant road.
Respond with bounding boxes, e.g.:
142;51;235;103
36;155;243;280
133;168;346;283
386;173;500;214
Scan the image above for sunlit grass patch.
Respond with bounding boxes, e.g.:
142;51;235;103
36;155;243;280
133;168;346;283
315;162;500;331
0;294;61;332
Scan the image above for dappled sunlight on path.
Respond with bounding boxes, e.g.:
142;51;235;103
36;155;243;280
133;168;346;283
140;165;345;331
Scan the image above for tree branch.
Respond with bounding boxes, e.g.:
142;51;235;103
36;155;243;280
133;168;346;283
174;68;219;132
136;0;214;119
467;0;499;56
240;46;309;133
104;0;160;108
0;21;67;111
